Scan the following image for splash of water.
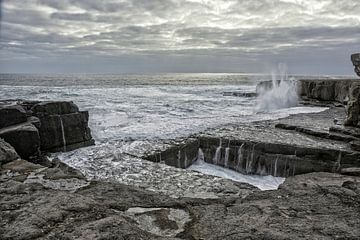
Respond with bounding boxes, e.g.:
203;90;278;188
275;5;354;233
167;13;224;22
256;63;298;112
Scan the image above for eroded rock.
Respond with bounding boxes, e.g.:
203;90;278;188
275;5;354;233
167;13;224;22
0;138;19;165
0;122;40;159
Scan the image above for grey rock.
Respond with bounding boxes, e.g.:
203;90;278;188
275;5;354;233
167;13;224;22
2;158;359;240
341;167;360;176
0;122;40;159
31;101;79;117
351;53;360;77
0;105;27;128
0;138;19;165
37;112;93;152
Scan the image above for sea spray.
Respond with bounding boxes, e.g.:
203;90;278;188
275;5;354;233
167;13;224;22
256;63;298;112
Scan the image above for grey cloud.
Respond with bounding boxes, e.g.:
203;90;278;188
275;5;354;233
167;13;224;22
1;0;360;74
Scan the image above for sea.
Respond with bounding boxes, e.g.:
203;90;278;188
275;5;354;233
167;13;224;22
0;73;334;192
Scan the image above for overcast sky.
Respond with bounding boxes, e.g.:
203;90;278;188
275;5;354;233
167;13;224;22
0;0;359;74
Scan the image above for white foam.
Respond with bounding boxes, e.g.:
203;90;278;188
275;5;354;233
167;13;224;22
188;159;285;190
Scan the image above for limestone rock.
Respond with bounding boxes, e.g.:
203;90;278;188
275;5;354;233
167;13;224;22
38;112;93;151
0;122;40;159
0;138;19;165
0;105;27;128
31;101;79;117
341;167;360;176
351;53;360;77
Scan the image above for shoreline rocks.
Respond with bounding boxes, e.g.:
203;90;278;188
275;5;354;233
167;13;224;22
1;77;360;239
351;53;360;77
0;100;94;161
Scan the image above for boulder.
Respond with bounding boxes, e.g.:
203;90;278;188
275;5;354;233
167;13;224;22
0;122;40;159
0;105;27;128
38;112;93;151
0;138;19;165
31;101;79;117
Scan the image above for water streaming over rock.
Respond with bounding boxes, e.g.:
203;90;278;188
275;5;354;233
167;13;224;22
236;143;245;171
177;150;181;168
333;152;342;172
274;156;278;177
197;148;204;162
213;139;222;165
246;144;256;174
58;115;67;152
224;147;230;168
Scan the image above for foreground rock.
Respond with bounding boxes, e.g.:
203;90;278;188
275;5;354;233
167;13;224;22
0;100;94;160
0;138;19;165
1;157;359;239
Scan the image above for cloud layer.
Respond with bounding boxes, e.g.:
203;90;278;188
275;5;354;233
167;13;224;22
1;0;360;74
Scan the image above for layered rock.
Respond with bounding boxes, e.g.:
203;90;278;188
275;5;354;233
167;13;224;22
145;107;360;178
0;100;94;160
351;53;360;77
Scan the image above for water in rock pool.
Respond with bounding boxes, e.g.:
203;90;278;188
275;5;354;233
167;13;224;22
0;73;327;195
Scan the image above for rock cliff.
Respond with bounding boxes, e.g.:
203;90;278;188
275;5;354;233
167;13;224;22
0;100;94;161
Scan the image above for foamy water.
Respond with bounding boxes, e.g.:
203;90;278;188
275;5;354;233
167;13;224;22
0;73;326;191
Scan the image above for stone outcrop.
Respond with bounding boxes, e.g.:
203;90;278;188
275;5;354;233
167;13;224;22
351;53;360;77
0;122;40;159
0;100;94;160
30;102;93;152
145;107;360;178
0;138;19;165
1;157;359;239
0;105;27;128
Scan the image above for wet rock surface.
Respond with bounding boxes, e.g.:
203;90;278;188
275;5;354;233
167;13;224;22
1;158;359;239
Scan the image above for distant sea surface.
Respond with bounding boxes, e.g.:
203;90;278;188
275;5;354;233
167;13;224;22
0;73;332;190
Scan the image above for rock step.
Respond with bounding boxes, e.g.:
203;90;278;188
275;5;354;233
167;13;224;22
145;132;360;178
275;123;358;143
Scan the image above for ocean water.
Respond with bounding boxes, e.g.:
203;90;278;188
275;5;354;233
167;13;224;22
0;73;327;192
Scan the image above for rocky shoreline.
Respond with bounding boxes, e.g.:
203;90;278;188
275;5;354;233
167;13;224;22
1;79;360;239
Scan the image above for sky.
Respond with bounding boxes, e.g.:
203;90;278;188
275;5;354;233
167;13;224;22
0;0;360;75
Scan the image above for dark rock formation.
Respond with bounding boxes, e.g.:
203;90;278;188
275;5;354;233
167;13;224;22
0;138;19;165
0;122;40;159
0;104;27;128
0;100;94;160
223;92;257;98
351;53;360;77
298;79;360;127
